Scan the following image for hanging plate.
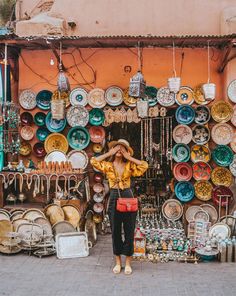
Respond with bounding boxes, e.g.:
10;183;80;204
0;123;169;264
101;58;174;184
211;123;234;145
89;108;105;126
88;88;106;108
175;86;194;105
173;125;192;144
156;86;176;107
145;86;158;106
172;143;190;163
209;223;231;240
93;192;105;203
19;90;37;110
19;142;32;156
67;126;90;150
123;88;137;107
212;186;233;207
105;86;123;106
33;142;47;158
227;79;236;103
175;105;195;125
46;112;66;133
20;125;34;141
67;150;88;170
89;126;105;143
200;204;218;224
93;202;104;213
192;125;210;145
185;206;201;223
193;210;210;222
173;162;192;181
175;181;194;202
212;145;234;167
36;127;50;142
191;145;211;163
211;101;233;123
162;199;183;221
20;112;33;125
230;107;236;126
194;180;213;201
44;133;69;154
229;155;236;176
36;90;52;110
69;88;88;106
230;132;236;153
192;162;211;181
45;151;68;163
66;106;89;127
211;167;233;187
193;84;209;105
34;112;46;127
93;183;104;194
194;105;211;125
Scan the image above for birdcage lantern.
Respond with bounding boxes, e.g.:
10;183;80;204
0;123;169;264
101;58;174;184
129;70;146;98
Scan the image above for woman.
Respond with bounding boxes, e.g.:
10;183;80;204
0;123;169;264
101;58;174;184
90;139;148;275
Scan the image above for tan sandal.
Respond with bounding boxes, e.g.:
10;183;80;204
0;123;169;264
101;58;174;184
124;265;132;275
113;265;121;274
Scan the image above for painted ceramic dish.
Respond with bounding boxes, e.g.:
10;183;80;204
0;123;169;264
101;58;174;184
212;145;234;167
156;87;176;107
230;132;236;153
92;143;103;153
192;162;211;181
19;89;37;110
20;112;33;125
89;126;105;143
33;142;46;158
173;162;192;181
145;86;158;106
172;143;190;162
36;127;50;142
93;183;104;194
67;150;88;170
175;105;195;125
194;105;211;124
227;79;236;103
66;106;89;127
19;142;32;156
175;181;194;202
44;133;69;154
89;108;105;126
229;155;236;176
36;90;52;110
88;88;106;108
162;199;183;221
200;204;218;224
194;180;213;201
193;210;210;222
93;203;104;214
123;88;137;107
175;86;194;105
211;123;233;145
211;101;233;123
209;223;231;240
212;186;233;207
173;125;192;144
67;126;90;150
193;84;209;105
230;107;236;127
45;151;67;163
211;167;233;187
192;125;210;145
69;88;88;106
191;145;211;163
105;86;123;106
34;112;46;126
46;112;66;133
20;125;34;141
185;206;201;223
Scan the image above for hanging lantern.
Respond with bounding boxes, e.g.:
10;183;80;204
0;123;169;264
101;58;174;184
133;227;146;257
168;41;181;93
57;65;71;93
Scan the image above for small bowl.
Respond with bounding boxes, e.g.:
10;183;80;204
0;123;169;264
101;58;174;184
19;142;32;156
36;127;50;142
93;183;104;193
34;112;46;126
20;126;34;141
93;173;104;183
33;142;47;158
20;112;33;125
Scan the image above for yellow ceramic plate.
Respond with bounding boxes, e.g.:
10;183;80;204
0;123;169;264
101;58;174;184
211;101;233;123
193;85;209;105
123;88;137;107
211;167;233;187
191;144;211;163
176;86;194;105
194;180;213;201
44;133;69;154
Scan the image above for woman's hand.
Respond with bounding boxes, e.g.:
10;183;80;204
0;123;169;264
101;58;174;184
120;148;131;160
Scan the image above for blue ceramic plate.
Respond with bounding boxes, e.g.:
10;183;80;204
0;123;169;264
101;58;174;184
212;145;234;167
175;105;195;125
36;127;50;142
46;112;66;133
175;181;195;202
172;143;190;162
89;108;105;126
67;126;90;150
34;112;46;126
36;90;52;110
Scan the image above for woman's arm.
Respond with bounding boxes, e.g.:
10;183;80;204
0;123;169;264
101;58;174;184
93;146;120;162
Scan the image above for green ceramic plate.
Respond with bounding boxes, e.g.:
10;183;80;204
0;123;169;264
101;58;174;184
36;90;52;110
212;145;234;167
67;126;90;150
172;143;190;162
46;112;66;133
36;127;50;142
89;108;105;126
34;112;46;126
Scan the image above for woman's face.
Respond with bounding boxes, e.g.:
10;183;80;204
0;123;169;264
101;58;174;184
115;144;127;157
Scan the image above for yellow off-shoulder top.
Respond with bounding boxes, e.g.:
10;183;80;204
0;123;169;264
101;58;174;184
90;157;148;190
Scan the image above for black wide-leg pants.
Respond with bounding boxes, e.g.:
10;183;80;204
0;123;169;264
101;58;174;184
108;188;137;256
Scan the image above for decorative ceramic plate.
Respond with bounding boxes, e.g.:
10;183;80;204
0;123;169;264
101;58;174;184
93;193;105;204
175;181;194;202
194;180;213;201
193;84;209;105
44;133;69;154
209;223;231;239
172;143;190;162
173;162;192;181
192;162;211;181
175;105;195;125
191;145;211;163
46;112;66;133
193;210;210;222
156;87;176;107
192;125;210;145
211;101;233;123
123;88;137;107
229;155;236;176
88;88;106;108
145;86;158;106
212;145;234;167
67;126;90;150
34;112;46;126
45;151;68;163
211;167;233;187
93;202;104;213
195;106;211;124
93;183;104;194
20;112;33;125
227;79;236;103
89;108;105;126
19;142;32;156
69;88;88;106
212;186;233;207
19;90;37;110
230;132;236;153
36;127;50;142
162;199;183;221
105;86;123;106
20;125;34;141
67;150;88;170
66;106;89;127
200;204;218;224
211;123;234;145
173;125;192;144
230;107;236;126
36;90;52;110
33;142;47;158
185;206;201;223
92;143;103;153
176;86;194;105
89;126;105;143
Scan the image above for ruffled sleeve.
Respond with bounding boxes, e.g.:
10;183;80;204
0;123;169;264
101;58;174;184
130;160;148;177
90;157;111;174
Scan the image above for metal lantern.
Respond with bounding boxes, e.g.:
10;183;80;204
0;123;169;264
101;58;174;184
57;66;71;93
129;70;146;98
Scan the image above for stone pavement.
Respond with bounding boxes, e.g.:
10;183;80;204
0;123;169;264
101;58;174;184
0;235;236;296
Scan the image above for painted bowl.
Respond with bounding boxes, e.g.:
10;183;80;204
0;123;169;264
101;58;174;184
20;112;33;125
34;112;46;127
36;127;50;142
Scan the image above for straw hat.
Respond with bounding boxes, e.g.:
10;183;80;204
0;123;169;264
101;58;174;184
108;139;134;156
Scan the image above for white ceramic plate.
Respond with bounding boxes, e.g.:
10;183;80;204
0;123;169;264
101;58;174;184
88;88;106;108
69;88;88;106
105;86;123;106
173;125;193;144
211;123;234;145
45;151;68;163
67;150;88;170
227;79;236;103
66;106;89;127
19;90;37;110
